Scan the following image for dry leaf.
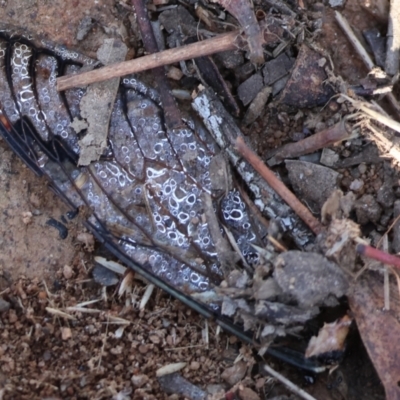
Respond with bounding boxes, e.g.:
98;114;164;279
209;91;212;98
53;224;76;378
305;315;352;359
349;272;400;400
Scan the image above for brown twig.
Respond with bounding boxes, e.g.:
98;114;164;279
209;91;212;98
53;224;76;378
356;243;400;269
235;136;324;235
57;30;238;92
269;121;350;165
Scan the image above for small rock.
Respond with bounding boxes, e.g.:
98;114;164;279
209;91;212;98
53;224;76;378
149;335;161;344
215;50;244;69
349;179;364;191
286;160;339;211
76;16;94;41
76;232;95;251
92;264;119;286
63;265;74;280
206;384;225;396
0;297;10;313
167;66;183;81
253;278;282;301
274;251;348;308
42;350;52;361
234;62;255;83
377;183;395;207
358;163;367;174
354;194;382;224
8;309;18;323
221;361;247;386
263;52;295;85
22;211;33;225
280;45;334;108
340;191;356;217
363;28;386;68
138;344;149;354
329;0;345;7
190;361;200;370
131;374;149;387
237;74;263;106
243;86;271;125
272;75;289;96
158;372;207;400
61;327;72;340
238;387;260;400
320;148;339;167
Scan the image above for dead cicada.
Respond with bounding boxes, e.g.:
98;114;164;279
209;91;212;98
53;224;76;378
0;23;261;333
0;23;345;372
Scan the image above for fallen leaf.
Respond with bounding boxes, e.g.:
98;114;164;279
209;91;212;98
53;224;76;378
349;272;400;400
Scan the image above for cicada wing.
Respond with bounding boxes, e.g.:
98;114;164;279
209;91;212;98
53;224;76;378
0;24;265;344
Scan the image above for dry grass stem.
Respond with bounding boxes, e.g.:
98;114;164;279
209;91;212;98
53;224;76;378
104;315;131;324
65;307;102;314
156;362;187;377
165;344;207;351
262;363;318;400
118;271;135;297
342;95;400;133
75;299;102;307
139;284;155;310
45;307;75;320
267;235;288;252
336;11;400;116
94;256;127;275
335;11;374;70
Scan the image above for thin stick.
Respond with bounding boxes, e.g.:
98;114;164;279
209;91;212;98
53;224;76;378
342;94;400;133
335;11;374;70
335;11;400;117
269;121;350;165
356;243;400;269
57;31;238;91
385;0;400;76
382;234;390;310
235;136;324;235
262;363;318;400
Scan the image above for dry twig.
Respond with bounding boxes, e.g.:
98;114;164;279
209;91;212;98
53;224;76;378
356;243;400;269
235;136;324;235
382;234;390;310
335;11;400;116
385;0;400;76
335;11;374;70
57;31;238;91
268;121;351;165
262;363;318;400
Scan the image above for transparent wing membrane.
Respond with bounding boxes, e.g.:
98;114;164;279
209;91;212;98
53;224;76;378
0;24;265;342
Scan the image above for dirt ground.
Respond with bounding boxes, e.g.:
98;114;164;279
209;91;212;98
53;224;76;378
0;0;397;399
